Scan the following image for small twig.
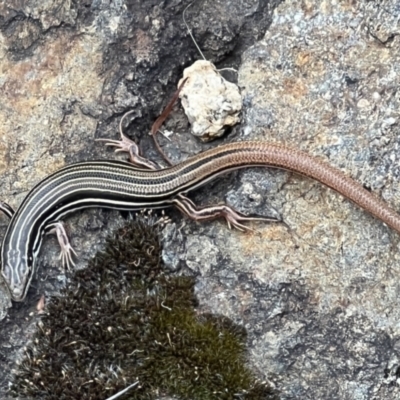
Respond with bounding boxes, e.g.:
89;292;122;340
183;2;206;60
218;67;238;74
184;3;236;76
105;381;139;400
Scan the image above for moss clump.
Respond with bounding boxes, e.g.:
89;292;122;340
10;215;279;400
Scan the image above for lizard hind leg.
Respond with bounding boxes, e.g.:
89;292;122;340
172;193;281;232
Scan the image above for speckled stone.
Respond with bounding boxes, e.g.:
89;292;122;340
178;60;242;141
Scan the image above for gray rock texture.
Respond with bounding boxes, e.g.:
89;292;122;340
0;0;279;398
1;0;400;399
164;1;400;399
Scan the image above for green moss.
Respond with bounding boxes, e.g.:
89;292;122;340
10;215;279;400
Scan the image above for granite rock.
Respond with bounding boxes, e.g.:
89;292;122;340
2;0;400;399
0;0;278;397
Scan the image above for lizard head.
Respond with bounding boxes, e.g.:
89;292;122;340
1;249;32;302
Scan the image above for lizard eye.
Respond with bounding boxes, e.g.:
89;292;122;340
18;261;29;278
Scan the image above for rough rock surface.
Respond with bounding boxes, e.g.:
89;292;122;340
0;0;278;398
1;0;400;399
165;1;400;399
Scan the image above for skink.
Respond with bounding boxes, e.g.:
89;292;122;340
2;140;400;302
